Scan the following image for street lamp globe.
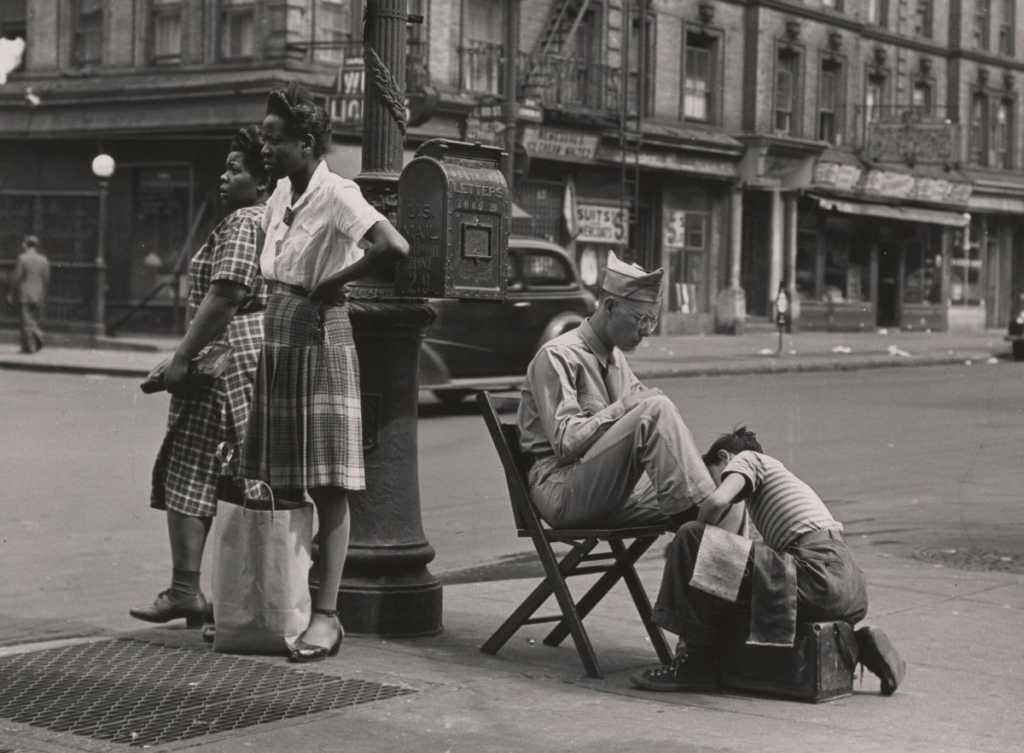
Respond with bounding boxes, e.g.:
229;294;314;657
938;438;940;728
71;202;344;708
91;153;115;179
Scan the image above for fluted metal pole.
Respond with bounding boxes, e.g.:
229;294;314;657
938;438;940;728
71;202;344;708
338;0;442;637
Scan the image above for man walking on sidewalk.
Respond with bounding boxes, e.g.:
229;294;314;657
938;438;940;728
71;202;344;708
7;235;50;354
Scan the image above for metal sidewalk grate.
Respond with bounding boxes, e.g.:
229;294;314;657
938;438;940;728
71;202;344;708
0;638;415;747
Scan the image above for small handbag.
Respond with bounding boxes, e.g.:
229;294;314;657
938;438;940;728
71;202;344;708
140;341;234;395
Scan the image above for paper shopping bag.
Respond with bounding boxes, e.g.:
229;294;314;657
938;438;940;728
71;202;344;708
211;497;314;654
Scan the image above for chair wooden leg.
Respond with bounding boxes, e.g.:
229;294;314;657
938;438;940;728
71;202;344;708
608;538;673;665
480;539;597;668
543;537;656;648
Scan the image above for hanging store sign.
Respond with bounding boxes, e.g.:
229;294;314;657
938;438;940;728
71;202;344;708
575;203;629;244
331;54;365;126
521;126;599;163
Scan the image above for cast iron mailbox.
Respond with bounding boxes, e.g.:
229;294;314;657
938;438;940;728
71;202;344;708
396;139;509;300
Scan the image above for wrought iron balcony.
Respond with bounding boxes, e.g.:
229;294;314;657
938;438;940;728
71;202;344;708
518;52;622;115
853;105;960;167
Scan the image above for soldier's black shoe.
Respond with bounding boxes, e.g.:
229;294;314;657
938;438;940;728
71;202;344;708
856;626;906;696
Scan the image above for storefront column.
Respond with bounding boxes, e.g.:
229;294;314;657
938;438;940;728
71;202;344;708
784;192;799;326
715;186;747;333
769;189;784;312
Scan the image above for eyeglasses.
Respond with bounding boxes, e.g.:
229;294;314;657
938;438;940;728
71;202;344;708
625;309;659;334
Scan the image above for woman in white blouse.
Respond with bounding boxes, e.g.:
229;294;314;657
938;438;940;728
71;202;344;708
240;83;409;663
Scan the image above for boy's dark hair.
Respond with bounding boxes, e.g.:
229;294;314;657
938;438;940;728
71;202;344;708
266;81;332;158
702;426;763;465
229;125;269;186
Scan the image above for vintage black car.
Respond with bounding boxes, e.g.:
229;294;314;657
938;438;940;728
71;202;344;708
1006;292;1024;360
419;237;596;406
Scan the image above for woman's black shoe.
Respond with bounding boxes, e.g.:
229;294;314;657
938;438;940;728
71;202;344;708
129;589;209;628
288;609;344;663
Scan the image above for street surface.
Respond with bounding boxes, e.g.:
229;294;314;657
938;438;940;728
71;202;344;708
1;362;1022;642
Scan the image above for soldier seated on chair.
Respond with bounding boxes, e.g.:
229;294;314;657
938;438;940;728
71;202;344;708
516;251;747;534
630;427;906;696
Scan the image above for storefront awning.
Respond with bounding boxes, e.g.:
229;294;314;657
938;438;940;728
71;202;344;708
814;197;970;227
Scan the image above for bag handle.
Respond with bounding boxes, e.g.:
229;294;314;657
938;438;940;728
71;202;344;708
216;442;278;517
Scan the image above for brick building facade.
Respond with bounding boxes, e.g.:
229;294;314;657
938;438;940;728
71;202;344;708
1;0;1022;334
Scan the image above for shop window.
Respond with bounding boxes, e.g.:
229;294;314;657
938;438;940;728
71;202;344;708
627;10;656;118
682;33;717;123
951;220;984;305
822;227;870;303
774;50;800;135
795;205;817;301
73;0;103;66
911;80;932;114
915;0;933;38
904;236;943;305
151;0;182;64
992;97;1013;169
974;0;991;50
818;61;842;144
664;210;708;314
970;91;989;165
314;0;359;64
219;0;255;61
998;0;1014;55
868;0;889;27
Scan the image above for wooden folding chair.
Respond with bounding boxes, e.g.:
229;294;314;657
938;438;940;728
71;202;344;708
476;391;673;678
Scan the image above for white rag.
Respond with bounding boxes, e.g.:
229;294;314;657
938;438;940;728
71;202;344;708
689;525;753;603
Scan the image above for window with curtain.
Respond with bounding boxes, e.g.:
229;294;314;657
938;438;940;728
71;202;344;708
868;0;889;27
970;91;989;165
911;80;932;113
974;0;991;49
865;75;885;123
998;0;1014;54
73;0;103;66
627;12;655;117
315;1;357;64
903;232;942;305
151;0;182;64
683;35;715;123
818;62;842;144
992;97;1012;168
915;0;933;38
220;0;255;60
461;0;503;94
774;50;800;134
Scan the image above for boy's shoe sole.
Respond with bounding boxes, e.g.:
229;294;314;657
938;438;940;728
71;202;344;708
856;626;906;696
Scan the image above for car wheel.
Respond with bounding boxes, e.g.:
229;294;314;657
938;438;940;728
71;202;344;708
1013;342;1024;361
433;389;472;408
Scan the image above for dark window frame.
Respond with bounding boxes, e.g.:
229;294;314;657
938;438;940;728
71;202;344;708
818;56;845;144
218;0;257;62
774;45;803;136
627;9;656;118
910;77;934;115
150;0;183;65
991;95;1015;169
72;0;103;67
974;0;991;50
864;66;889;124
915;0;933;38
680;26;721;125
970;89;990;165
997;0;1014;55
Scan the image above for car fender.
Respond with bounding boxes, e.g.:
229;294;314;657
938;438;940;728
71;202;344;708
537;311;586;350
417;341;451;390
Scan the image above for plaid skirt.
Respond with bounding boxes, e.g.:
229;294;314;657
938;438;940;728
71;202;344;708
151;311;265;517
239;289;365;494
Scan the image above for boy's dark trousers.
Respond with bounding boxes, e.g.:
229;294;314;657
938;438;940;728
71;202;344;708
652;521;869;649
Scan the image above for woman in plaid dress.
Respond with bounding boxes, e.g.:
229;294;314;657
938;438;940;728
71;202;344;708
130;127;270;629
240;83;409;662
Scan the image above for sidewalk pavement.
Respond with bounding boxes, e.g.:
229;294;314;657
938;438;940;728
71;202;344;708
2;545;1021;753
0;327;1013;382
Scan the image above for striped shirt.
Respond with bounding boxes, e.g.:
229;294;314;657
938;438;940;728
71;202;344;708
722;451;841;551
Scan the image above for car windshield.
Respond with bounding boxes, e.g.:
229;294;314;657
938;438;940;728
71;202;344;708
520;252;573;286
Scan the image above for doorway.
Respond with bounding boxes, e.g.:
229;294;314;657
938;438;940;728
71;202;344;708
876;243;900;327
